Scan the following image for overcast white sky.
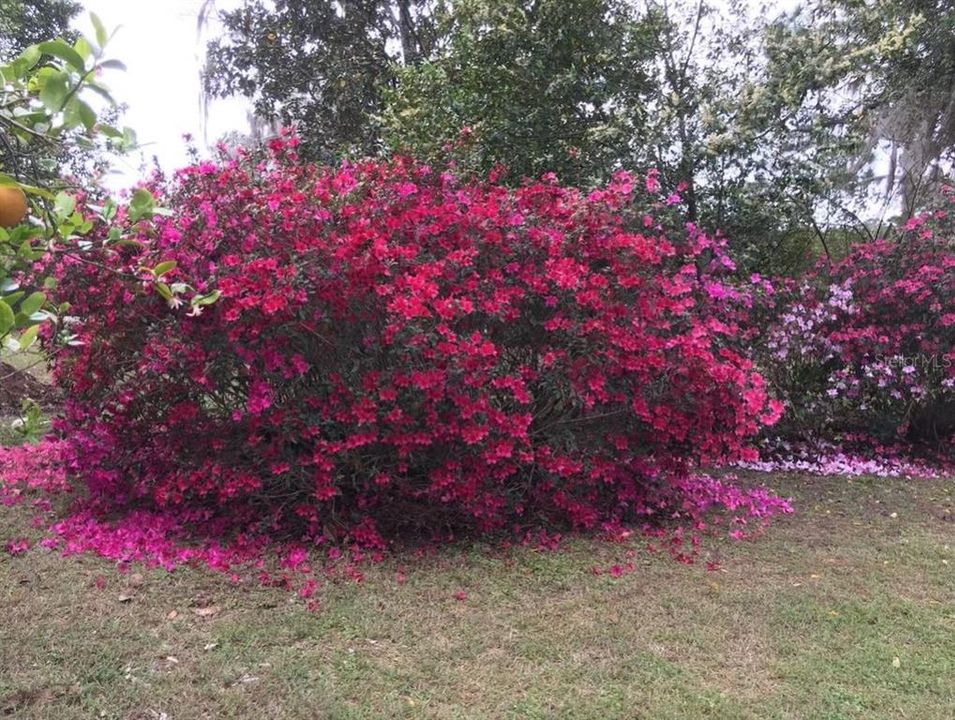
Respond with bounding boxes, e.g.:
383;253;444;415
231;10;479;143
75;1;249;189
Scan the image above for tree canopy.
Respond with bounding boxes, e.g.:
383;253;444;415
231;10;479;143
380;0;661;186
203;0;436;162
0;0;81;60
202;0;955;274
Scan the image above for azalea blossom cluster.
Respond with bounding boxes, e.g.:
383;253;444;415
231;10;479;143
35;137;787;560
752;192;955;449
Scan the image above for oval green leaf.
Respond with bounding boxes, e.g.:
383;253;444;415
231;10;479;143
153;261;177;277
0;299;15;334
37;40;87;71
18;324;40;351
19;291;46;317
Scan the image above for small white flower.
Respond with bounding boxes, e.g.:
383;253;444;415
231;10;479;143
187;305;203;317
167;296;184;309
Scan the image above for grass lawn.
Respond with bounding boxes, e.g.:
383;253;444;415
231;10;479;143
1;472;953;719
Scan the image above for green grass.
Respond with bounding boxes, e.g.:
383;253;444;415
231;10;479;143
1;473;953;719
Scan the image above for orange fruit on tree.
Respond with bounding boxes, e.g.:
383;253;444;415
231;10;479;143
0;186;28;228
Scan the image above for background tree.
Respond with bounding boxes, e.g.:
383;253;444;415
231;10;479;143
638;0;860;274
379;0;870;269
0;0;80;60
202;0;954;275
202;0;437;162
764;0;955;217
380;0;661;186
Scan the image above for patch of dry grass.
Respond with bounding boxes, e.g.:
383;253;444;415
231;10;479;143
1;473;953;719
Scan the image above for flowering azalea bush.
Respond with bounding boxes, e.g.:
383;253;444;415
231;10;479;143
33;137;787;566
753;189;955;450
